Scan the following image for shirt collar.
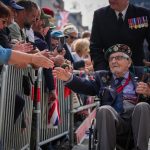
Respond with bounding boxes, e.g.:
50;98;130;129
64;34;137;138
115;4;129;20
113;71;129;80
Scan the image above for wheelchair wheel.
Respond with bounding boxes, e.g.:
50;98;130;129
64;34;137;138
89;119;97;150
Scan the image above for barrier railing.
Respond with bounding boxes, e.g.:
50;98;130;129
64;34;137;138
39;77;70;146
0;65;99;149
0;65;71;149
0;65;34;150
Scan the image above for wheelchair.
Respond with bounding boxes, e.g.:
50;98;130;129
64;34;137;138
88;64;150;150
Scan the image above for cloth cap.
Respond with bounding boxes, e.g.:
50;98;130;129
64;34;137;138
2;0;24;10
40;10;51;19
51;30;68;38
105;44;132;60
44;18;56;29
42;7;54;17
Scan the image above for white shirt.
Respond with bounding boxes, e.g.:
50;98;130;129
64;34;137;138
115;5;129;20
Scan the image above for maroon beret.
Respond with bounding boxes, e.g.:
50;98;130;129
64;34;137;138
42;7;54;17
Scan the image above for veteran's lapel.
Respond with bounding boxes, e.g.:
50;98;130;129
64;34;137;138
101;73;117;100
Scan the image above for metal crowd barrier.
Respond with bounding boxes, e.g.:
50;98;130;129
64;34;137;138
0;65;34;150
0;65;71;149
39;76;70;146
1;65;100;149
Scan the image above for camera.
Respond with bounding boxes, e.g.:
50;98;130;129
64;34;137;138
57;37;65;53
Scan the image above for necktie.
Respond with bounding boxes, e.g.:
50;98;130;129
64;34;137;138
118;12;124;27
113;77;124;113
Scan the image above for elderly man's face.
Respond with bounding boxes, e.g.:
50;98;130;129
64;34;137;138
109;0;129;11
109;52;131;77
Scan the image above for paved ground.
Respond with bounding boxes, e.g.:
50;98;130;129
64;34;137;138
72;136;89;150
72;144;88;150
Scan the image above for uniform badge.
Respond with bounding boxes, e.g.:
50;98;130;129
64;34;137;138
128;16;149;29
101;76;107;83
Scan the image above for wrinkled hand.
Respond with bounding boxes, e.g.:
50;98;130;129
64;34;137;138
52;67;72;81
53;47;66;57
31;53;54;69
136;82;150;96
54;55;65;67
58;48;66;56
40;50;50;58
13;42;33;53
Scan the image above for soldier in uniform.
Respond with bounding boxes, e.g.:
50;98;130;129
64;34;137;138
90;0;150;71
53;44;150;150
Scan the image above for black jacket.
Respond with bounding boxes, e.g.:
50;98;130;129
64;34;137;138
0;27;11;48
90;4;150;70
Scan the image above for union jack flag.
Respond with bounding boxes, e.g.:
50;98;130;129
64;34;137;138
48;99;60;127
48;78;60;128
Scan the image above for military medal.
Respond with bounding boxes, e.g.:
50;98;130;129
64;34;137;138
144;16;148;27
133;18;137;29
128;16;149;29
128;19;133;29
137;17;141;28
141;16;145;27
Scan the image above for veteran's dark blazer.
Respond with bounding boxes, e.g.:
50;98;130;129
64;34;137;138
90;4;150;71
65;67;146;106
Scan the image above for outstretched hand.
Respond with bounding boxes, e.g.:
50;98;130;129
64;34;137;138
52;67;72;81
31;52;54;69
13;42;33;53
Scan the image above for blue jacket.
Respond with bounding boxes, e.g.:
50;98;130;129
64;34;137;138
0;46;12;64
65;67;148;106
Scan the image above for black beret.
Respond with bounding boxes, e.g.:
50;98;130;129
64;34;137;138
105;44;132;60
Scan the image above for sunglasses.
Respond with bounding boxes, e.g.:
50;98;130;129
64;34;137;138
0;18;8;25
69;35;78;40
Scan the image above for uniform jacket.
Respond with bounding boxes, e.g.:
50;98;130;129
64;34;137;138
90;4;150;70
65;67;148;106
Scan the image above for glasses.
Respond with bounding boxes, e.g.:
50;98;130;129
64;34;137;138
109;55;129;62
69;35;78;40
0;18;8;25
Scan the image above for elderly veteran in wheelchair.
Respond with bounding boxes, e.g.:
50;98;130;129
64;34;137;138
53;44;150;150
